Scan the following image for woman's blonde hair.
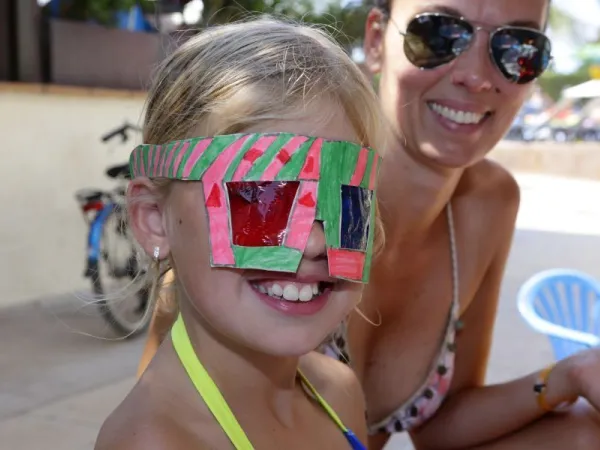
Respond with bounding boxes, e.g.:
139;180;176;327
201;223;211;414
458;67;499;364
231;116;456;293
134;16;388;328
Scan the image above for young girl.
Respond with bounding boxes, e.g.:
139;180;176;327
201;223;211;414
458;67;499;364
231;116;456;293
95;18;386;450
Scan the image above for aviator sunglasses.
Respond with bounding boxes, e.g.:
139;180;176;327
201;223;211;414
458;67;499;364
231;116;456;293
390;12;553;84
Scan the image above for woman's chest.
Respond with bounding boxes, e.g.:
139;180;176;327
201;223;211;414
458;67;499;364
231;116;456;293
346;224;487;421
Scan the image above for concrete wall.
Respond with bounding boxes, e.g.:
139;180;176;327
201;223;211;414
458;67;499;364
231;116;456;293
490;141;600;180
0;83;146;307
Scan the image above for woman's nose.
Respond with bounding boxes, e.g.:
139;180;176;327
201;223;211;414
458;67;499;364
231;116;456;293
451;32;494;93
303;221;327;261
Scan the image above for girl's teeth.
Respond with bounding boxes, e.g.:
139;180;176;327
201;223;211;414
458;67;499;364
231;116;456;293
283;285;299;301
429;102;485;125
272;284;283;297
299;285;313;302
254;282;321;302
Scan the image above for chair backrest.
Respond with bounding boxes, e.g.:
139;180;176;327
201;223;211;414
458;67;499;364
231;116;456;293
518;269;600;360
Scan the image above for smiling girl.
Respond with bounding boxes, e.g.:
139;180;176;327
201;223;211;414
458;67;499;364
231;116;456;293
95;17;386;450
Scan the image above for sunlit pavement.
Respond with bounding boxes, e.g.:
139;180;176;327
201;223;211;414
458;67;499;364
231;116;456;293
2;172;600;450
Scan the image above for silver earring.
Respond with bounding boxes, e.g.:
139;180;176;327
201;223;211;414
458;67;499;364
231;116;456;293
153;246;160;262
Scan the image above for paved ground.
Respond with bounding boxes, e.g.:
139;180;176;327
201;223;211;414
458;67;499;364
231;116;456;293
2;172;600;450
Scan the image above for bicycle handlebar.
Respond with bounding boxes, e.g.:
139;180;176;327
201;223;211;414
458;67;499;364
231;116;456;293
100;123;143;143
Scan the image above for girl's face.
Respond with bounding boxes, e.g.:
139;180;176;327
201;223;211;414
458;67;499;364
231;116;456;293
364;0;549;168
130;102;364;357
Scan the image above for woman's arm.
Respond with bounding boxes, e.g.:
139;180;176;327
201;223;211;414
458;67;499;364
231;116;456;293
410;174;586;450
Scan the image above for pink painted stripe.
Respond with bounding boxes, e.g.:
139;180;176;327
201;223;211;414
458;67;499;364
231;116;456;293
147;145;155;176
132;149;140;177
298;138;322;180
369;154;379;190
231;135;278;181
140;147;147;177
349;148;369;186
172;141;190;177
260;135;309;181
203;135;253;266
158;142;174;177
162;142;181;177
284;182;318;251
157;146;166;177
156;144;169;177
148;145;156;176
152;145;162;177
136;149;143;177
181;138;213;179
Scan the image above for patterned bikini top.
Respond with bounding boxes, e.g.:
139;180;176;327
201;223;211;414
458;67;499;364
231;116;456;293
322;203;461;435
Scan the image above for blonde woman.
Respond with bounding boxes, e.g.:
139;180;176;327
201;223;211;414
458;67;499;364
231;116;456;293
95;17;387;449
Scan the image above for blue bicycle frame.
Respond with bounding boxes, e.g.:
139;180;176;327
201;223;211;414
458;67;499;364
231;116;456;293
84;202;117;277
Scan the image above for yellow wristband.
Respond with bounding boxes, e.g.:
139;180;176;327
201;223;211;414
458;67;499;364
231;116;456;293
533;363;576;413
533;364;555;412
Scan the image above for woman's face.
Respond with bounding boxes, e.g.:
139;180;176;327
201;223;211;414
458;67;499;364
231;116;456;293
129;101;364;358
364;0;549;168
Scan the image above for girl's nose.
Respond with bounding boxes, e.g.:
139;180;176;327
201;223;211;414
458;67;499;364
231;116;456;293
303;221;327;261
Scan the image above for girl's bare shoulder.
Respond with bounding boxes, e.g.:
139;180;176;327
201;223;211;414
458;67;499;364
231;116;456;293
94;376;218;450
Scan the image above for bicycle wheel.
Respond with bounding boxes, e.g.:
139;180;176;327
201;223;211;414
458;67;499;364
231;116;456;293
91;205;152;338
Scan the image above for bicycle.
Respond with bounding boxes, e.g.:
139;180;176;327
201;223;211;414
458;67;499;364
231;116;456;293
74;122;152;338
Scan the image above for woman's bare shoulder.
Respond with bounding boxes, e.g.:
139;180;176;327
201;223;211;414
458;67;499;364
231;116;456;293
459;160;520;233
454;160;520;267
463;159;520;206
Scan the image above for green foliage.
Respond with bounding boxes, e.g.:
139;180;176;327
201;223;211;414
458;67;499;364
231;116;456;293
199;0;370;49
301;1;370;49
538;65;592;101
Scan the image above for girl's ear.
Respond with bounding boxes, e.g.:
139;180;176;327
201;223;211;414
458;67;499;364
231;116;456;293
127;178;170;260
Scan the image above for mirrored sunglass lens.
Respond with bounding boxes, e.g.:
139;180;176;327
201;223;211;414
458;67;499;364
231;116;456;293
405;15;474;68
490;29;551;84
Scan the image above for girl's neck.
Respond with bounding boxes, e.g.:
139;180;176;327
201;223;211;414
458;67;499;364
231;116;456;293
178;303;301;421
378;137;463;245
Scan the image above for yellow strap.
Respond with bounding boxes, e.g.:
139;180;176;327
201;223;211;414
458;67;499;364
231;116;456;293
297;370;348;433
171;315;254;450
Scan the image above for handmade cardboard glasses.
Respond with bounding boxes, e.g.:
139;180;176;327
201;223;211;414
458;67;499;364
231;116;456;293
130;132;380;282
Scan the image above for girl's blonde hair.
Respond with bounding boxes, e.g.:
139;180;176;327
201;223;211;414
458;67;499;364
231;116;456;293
135;17;388;327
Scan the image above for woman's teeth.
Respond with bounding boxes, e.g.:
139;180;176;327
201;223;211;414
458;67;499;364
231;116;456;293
253;282;322;302
429;102;486;125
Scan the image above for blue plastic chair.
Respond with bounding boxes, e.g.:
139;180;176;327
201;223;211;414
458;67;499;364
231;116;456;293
517;269;600;360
